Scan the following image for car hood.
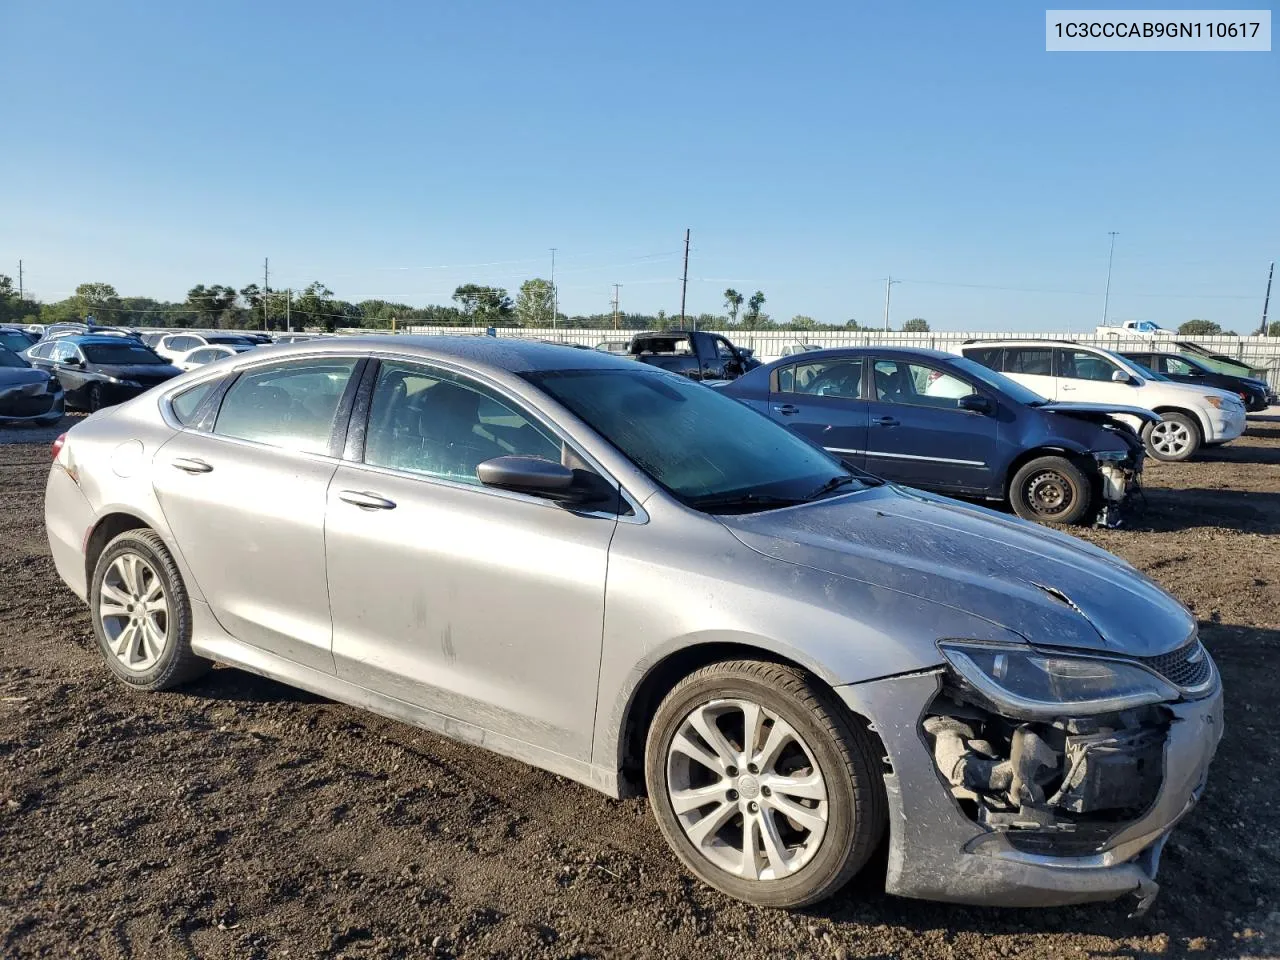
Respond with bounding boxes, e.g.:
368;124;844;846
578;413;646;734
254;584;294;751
88;363;182;380
719;484;1195;658
1148;378;1240;404
0;367;50;388
1037;401;1160;425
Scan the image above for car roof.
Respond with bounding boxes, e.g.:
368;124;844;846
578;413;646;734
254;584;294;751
240;334;646;375
761;345;958;364
61;334;147;345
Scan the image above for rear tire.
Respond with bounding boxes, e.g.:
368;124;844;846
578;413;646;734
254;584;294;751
644;659;886;908
87;383;105;413
1008;455;1092;525
1142;413;1201;462
89;529;210;691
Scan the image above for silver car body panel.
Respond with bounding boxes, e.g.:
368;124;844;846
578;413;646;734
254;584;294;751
42;335;1223;907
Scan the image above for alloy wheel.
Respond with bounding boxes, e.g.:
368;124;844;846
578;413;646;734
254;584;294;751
98;553;169;671
665;698;829;881
1150;420;1191;457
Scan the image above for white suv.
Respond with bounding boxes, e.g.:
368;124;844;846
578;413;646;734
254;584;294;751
155;332;256;363
957;340;1246;461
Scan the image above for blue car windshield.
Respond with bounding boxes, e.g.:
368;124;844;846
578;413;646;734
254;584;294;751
527;367;864;510
1124;358;1169;382
948;356;1048;406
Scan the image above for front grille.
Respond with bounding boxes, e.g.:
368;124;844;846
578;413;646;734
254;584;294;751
1138;640;1213;691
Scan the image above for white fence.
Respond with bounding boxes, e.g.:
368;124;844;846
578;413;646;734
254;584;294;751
398;325;1280;388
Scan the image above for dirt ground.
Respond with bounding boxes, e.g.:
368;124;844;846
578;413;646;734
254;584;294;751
2;415;1278;960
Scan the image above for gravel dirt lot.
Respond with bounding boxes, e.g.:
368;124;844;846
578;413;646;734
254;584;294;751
2;414;1279;960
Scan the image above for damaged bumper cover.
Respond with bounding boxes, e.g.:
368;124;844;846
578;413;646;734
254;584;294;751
836;664;1222;908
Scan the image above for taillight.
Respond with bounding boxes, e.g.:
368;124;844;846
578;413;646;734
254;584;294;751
51;433;67;461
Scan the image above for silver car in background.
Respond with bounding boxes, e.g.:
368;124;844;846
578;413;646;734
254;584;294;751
44;337;1222;910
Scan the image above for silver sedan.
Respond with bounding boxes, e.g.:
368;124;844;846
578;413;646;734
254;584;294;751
44;336;1222;910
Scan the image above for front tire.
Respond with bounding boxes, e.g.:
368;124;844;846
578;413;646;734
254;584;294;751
1143;413;1201;462
90;529;210;690
1008;455;1092;525
644;660;886;908
86;383;105;413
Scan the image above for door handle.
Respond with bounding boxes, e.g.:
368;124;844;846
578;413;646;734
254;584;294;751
338;490;397;510
1061;384;1076;391
872;416;899;427
773;404;799;416
171;457;213;474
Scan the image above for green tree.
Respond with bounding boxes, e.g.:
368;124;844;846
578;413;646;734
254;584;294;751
788;315;817;330
515;278;555;326
452;284;513;322
723;288;744;325
1268;320;1280;337
73;282;122;323
0;275;40;325
186;284;239;329
742;290;767;328
903;317;930;333
843;318;862;330
1178;319;1222;336
290;281;339;331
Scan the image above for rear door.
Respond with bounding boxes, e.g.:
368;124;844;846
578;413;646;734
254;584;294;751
323;359;617;761
767;355;868;466
864;358;998;493
999;346;1058;400
153;356;363;673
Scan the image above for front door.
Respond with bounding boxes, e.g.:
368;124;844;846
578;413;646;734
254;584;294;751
1053;348;1142;405
324;360;617;762
767;355;868;466
153;356;362;673
864;359;998;493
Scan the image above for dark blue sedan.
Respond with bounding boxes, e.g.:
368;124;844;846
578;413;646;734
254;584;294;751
716;347;1155;525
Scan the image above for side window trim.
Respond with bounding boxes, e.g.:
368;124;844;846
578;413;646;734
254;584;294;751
203;355;365;456
342;356;637;517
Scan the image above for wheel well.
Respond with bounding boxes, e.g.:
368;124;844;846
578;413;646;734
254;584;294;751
617;642;886;797
84;513;151;587
1151;406;1205;435
1003;446;1094;498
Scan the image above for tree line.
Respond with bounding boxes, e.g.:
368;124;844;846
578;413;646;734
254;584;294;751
3;274;1272;336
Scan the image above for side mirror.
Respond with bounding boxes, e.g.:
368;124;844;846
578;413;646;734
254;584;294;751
958;394;992;414
477;456;614;507
62;356;83;367
1111;369;1132;384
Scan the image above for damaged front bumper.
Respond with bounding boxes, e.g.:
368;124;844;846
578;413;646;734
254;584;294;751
837;666;1223;909
1093;451;1143;529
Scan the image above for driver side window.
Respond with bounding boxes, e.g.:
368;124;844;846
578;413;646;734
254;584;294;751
363;362;561;485
1057;349;1119;382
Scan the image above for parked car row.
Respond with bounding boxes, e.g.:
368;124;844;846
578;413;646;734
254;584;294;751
44;335;1223;913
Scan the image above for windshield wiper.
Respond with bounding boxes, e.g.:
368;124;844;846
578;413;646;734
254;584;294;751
691;492;808;514
805;474;862;500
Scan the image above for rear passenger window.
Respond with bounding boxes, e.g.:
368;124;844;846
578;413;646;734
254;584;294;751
170;380;218;425
214;360;358;454
777;359;863;399
1005;348;1054;376
964;347;1004;371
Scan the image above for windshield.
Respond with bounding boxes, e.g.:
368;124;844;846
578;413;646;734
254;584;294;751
526;368;864;510
1123;358;1168;382
82;342;167;365
0;347;29;368
0;330;33;352
206;335;253;345
949;356;1048;406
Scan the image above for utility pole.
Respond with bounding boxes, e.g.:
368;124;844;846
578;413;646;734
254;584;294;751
883;276;900;332
679;229;691;325
17;260;22;301
263;258;270;331
612;284;621;329
286;288;292;333
550;248;557;331
1102;231;1118;327
1260;260;1274;336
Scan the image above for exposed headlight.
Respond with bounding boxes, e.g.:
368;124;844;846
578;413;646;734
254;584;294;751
1092;449;1128;462
1202;395;1223;409
939;641;1178;719
103;375;141;388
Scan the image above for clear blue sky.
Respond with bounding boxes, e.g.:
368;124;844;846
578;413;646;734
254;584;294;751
2;1;1276;330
